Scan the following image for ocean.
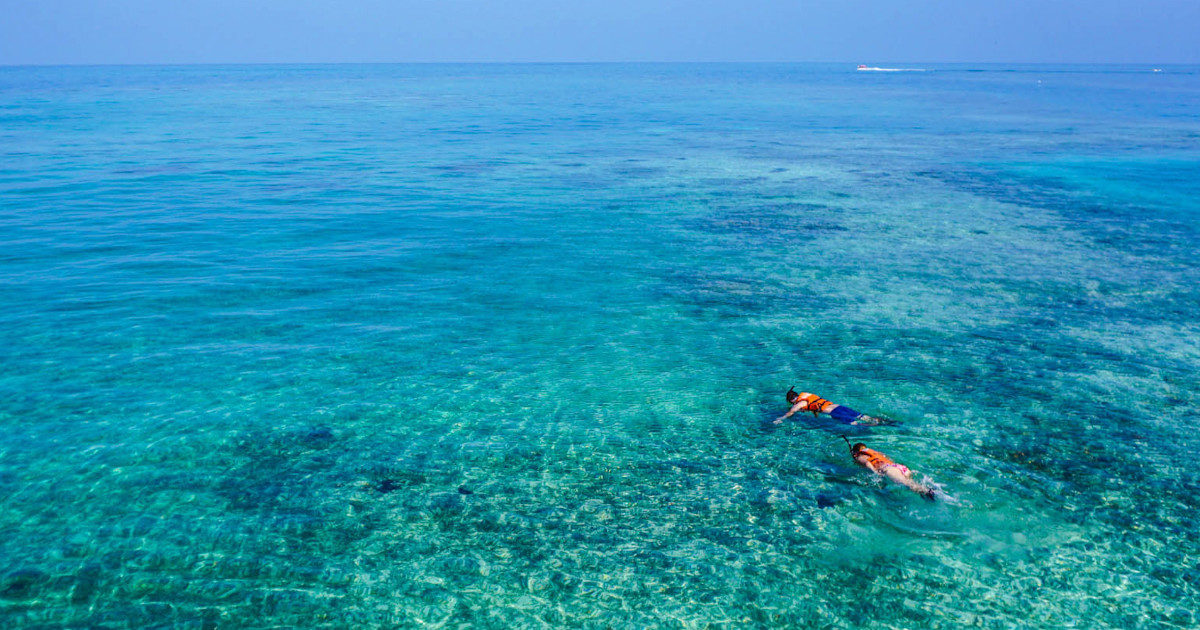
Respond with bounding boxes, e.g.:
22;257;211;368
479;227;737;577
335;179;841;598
1;63;1198;628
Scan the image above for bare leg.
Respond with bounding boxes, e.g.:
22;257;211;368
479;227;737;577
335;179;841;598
883;467;935;500
852;415;893;426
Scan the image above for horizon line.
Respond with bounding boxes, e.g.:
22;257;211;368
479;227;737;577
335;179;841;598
1;60;1195;70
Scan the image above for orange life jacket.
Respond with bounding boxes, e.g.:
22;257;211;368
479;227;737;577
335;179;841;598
858;447;895;470
799;393;832;416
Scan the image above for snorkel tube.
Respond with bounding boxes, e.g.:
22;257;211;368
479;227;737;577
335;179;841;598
842;436;867;458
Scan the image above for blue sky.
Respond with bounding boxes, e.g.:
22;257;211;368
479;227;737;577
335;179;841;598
1;0;1197;65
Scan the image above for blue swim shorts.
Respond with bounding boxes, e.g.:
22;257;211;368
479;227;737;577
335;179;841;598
830;405;863;424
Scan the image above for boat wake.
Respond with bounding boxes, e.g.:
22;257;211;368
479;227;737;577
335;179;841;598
857;65;926;72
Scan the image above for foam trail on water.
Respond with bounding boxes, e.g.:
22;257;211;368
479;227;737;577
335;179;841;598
856;65;927;72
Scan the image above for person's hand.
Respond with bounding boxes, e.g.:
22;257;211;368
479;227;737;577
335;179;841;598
773;417;785;424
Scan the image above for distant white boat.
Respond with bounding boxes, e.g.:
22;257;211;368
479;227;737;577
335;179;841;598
857;64;926;72
1153;68;1164;72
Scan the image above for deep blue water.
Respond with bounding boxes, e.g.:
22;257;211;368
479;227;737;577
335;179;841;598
1;63;1199;628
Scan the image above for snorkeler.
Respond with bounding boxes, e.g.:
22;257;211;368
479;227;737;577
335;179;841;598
775;387;888;425
846;438;935;500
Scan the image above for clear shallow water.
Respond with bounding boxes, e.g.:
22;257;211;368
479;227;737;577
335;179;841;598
1;63;1198;628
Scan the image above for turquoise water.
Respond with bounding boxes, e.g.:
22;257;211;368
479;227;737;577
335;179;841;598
1;63;1199;628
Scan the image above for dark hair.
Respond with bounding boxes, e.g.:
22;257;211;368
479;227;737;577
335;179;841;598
786;386;798;403
851;443;867;455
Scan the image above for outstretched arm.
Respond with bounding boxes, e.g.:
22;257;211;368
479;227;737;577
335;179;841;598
774;401;809;424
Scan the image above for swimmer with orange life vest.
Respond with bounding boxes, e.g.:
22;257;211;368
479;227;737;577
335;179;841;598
775;386;890;425
844;437;936;500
